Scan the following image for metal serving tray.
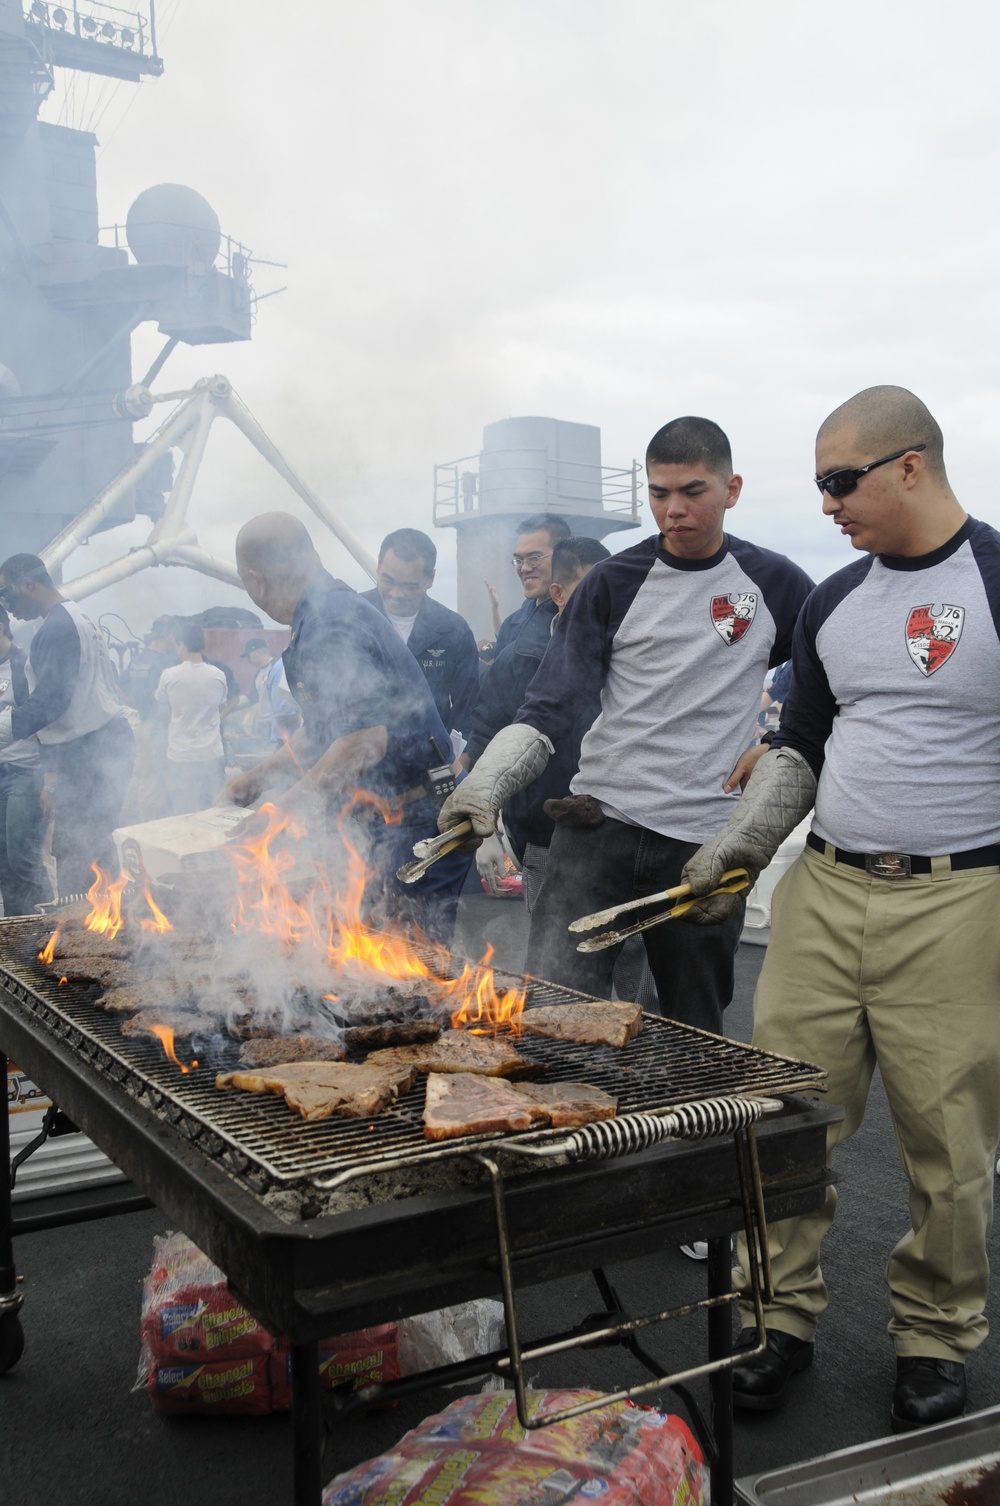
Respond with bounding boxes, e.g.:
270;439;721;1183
736;1402;1000;1504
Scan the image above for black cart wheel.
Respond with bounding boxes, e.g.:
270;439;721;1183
0;1311;24;1374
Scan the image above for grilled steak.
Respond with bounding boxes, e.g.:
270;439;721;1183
422;1072;618;1140
345;1020;441;1051
366;1030;542;1079
49;958;134;988
520;1000;642;1049
237;1036;346;1069
216;1060;417;1121
423;1073;538;1139
508;1080;617;1128
120;1010;204;1042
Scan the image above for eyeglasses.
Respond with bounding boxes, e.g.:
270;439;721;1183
512;551;552;570
814;445;926;500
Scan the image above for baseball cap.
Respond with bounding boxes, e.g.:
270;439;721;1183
241;637;269;658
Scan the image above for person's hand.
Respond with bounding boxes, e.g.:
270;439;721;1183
723;741;771;793
216;767;265;807
476;833;514;896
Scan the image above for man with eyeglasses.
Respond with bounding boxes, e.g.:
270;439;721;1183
680;385;1000;1432
0;554;134;899
361;528;480;749
490;513;572;659
439;419;813;1032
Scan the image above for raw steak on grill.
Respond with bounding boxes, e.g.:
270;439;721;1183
216;1060;417;1121
508;1080;618;1128
366;1030;542;1079
520;1000;642;1049
422;1073;618;1140
422;1073;538;1139
237;1036;346;1069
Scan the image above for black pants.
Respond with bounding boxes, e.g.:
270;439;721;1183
525;817;743;1035
48;718;136;899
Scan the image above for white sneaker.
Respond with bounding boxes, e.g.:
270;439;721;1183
679;1241;709;1261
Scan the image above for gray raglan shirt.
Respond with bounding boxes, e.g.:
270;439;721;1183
774;517;1000;854
515;533;813;844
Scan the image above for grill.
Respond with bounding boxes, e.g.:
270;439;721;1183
0;920;824;1203
0;912;839;1506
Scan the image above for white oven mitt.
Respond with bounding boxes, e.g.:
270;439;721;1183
680;747;817;925
0;707;14;750
438;724;554;838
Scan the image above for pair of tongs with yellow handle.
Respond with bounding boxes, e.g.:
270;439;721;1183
569;867;750;952
396;820;474;884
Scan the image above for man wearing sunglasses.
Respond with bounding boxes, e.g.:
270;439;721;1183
0;554;134;900
680;385;1000;1432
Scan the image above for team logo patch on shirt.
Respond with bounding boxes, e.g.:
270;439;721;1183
905;603;964;675
711;593;757;645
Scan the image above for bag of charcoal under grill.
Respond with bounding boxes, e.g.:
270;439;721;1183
137;1232;277;1415
320;1388;705;1505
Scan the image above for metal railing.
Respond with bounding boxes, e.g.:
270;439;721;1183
97;225;254;284
433;450;641;525
23;1;161;72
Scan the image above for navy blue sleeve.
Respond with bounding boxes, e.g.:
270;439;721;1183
966;518;1000;643
466;647;521;764
727;538;815;668
514;543;654;744
12;606;80;740
447;618;481;739
771;557;873;775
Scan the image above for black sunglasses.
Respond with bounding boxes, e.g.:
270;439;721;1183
814;444;926;500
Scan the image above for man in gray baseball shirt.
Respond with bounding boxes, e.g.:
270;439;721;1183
681;385;1000;1432
438;417;814;1033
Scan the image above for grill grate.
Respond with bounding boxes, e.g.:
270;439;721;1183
0;919;824;1195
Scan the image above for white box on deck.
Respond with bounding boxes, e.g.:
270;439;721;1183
114;806;247;884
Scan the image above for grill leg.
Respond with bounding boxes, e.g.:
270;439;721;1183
707;1236;733;1506
0;1053;25;1374
291;1340;322;1506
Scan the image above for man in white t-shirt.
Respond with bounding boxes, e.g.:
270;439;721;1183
0;606;49;914
155;623;227;814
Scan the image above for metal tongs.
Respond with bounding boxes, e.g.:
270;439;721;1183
396;820;474;884
569;867;750;952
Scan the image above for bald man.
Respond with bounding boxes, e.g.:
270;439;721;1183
681;386;1000;1432
223;513;470;943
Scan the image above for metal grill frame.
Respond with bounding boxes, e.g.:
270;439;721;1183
0;918;825;1200
0;915;840;1506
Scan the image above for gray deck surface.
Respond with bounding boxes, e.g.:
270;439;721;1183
2;893;998;1503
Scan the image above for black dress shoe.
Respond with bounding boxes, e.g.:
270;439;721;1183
891;1357;966;1433
731;1327;813;1412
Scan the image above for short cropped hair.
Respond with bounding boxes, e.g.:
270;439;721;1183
817;386;946;479
645;417;733;477
0;553;54;590
0;606;10;638
378;528;437;573
551;536;611;588
177;622;205;654
515;514;572;547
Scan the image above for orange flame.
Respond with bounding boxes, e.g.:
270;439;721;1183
147;1024;198;1073
223;795;524;1032
84;865;129;940
38;927;59;965
139;885;173;934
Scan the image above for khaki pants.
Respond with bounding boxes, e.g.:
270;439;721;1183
736;843;1000;1360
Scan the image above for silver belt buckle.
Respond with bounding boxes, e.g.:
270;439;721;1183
865;852;912;880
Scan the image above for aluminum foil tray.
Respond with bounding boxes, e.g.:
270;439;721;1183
735;1403;1000;1504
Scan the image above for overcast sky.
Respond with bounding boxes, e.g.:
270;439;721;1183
37;0;1000;633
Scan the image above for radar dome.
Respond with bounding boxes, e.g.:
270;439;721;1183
126;185;221;272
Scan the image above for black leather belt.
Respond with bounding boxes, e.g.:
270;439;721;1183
806;830;1000;878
